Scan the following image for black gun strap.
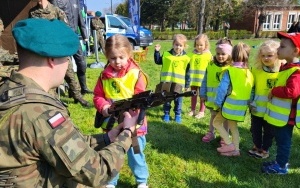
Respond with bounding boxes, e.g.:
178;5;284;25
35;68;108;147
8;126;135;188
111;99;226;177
132;130;140;154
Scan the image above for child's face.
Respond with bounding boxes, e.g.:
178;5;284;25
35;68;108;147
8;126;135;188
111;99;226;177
278;38;297;62
215;48;229;63
173;39;185;55
107;48;130;71
260;47;277;68
195;38;206;53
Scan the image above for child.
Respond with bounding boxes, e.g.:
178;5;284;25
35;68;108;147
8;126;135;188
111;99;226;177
262;32;300;174
154;34;190;123
200;38;232;143
93;34;149;188
213;42;254;156
187;34;212;119
248;40;283;159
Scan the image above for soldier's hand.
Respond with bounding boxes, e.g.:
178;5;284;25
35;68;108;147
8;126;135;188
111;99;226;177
123;109;139;133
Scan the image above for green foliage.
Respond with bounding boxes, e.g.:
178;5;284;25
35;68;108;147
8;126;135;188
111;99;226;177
152;30;253;40
65;39;300;188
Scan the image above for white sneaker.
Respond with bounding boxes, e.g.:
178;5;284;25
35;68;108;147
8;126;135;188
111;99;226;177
106;185;115;188
137;183;148;188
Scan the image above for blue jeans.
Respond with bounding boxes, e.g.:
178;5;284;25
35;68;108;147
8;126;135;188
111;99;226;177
274;125;294;168
163;96;183;116
108;136;149;186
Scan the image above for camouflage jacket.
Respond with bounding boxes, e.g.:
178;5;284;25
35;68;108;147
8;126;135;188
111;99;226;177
28;3;68;24
91;18;105;31
0;72;132;187
0;48;17;64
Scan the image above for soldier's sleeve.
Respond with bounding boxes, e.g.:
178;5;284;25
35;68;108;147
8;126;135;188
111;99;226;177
56;7;69;25
25;104;132;187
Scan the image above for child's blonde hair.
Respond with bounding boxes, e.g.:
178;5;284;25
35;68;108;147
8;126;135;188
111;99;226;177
254;40;281;70
105;34;133;59
232;42;251;68
194;34;210;50
173;34;188;49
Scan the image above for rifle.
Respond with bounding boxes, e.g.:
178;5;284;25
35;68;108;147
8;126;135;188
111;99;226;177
94;82;197;153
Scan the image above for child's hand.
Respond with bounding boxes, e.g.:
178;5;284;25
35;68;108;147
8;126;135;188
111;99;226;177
268;91;273;100
155;44;161;51
102;104;111;117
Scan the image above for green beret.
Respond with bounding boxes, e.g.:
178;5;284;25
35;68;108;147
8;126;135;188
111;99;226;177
12;18;79;57
95;11;102;17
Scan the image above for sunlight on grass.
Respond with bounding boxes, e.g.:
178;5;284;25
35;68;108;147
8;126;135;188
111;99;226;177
65;39;300;188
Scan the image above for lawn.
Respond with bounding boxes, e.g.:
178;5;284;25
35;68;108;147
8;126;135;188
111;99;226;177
62;39;300;188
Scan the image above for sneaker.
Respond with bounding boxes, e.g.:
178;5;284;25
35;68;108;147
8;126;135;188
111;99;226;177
248;146;259;157
195;112;205;119
262;162;288;175
202;132;215;142
175;115;182;123
188;110;195;116
106;185;115;188
220;150;240;157
163;114;170;122
219;138;225;146
255;150;270;159
262;160;277;167
137;183;148;188
217;143;235;153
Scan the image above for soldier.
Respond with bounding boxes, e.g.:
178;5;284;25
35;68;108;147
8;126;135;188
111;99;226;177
0;18;137;187
51;0;93;95
29;0;90;107
0;18;18;65
91;11;106;54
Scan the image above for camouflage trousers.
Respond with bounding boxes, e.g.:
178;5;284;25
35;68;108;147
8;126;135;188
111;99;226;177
96;30;106;54
49;60;82;99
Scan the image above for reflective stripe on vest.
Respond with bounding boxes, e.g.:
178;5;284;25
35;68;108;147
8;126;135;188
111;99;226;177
161;52;190;86
205;62;229;110
221;67;254;121
264;67;300;127
188;52;212;87
251;68;279;117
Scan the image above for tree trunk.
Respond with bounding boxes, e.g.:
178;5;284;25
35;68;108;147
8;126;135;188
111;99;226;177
198;0;205;34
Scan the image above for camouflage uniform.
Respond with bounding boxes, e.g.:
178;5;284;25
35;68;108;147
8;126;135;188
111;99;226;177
0;71;132;187
28;3;90;107
91;17;106;54
0;18;18;64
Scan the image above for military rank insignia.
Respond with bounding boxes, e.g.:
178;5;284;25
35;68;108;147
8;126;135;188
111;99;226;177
48;112;66;129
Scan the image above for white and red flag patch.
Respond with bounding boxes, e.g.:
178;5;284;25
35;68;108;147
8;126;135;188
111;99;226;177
48;112;66;129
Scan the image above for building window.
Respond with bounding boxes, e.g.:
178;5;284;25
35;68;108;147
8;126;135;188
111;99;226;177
262;12;283;31
288;13;297;29
263;14;271;30
273;14;281;30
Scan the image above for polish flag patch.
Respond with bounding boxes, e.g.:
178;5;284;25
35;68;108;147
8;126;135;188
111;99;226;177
48;112;66;129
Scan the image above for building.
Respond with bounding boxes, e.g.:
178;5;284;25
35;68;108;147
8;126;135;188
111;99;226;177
230;5;300;37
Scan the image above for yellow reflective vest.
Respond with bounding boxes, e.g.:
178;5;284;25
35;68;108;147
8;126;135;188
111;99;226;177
264;67;300;128
101;69;140;129
251;67;279;117
161;52;190;86
102;69;140;100
221;67;254;121
187;51;212;87
205;62;229;110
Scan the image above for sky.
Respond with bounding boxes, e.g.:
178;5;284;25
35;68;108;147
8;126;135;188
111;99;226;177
85;0;125;14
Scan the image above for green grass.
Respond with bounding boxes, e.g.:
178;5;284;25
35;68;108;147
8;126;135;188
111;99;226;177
62;39;300;188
